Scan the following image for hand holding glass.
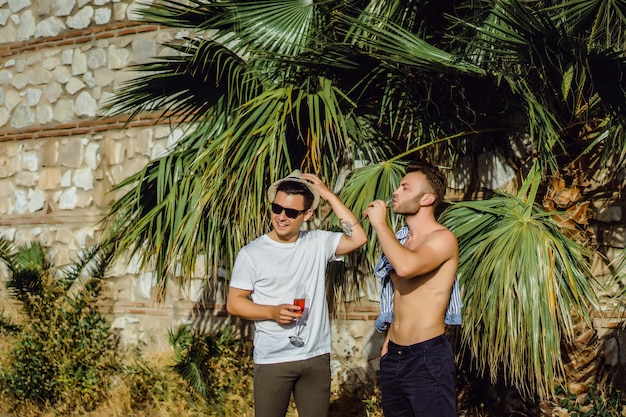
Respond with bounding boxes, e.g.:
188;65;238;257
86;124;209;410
289;283;306;347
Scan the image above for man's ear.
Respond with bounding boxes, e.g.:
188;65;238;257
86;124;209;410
421;193;436;206
304;210;314;221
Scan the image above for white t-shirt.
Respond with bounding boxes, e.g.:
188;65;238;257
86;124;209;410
230;230;343;364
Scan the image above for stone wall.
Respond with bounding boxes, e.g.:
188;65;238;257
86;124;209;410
0;0;625;392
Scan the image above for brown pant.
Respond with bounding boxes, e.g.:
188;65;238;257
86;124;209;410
253;353;330;417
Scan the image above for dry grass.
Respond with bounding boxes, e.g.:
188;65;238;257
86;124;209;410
0;345;383;417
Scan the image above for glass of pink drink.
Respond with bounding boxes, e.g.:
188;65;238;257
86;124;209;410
289;283;306;347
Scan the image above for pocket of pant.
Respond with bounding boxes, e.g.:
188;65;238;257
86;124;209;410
424;347;453;381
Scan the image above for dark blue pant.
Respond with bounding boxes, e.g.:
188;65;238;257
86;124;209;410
380;334;456;417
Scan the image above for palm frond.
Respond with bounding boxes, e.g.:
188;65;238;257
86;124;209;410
338;11;486;75
546;0;626;47
0;235;16;272
440;179;599;398
103;39;259;124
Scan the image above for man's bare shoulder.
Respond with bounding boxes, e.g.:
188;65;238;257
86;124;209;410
429;226;458;245
419;226;458;262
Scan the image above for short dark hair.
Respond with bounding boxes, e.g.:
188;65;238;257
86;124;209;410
406;160;447;207
276;180;315;210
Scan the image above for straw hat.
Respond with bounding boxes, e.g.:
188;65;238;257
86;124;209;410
267;170;320;210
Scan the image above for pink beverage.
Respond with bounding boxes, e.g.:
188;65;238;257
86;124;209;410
293;298;306;316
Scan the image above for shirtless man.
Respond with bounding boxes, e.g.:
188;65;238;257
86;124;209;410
365;161;459;417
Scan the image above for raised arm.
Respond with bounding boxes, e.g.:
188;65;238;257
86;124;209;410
364;199;457;279
301;173;367;256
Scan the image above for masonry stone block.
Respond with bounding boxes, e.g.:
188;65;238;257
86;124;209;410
54;226;73;244
0;198;10;214
94;7;111;24
59;139;83;168
105;164;125;185
66;77;85;94
75;189;93;207
130;128;153;156
123;155;148;178
26;53;42;67
9;0;30;14
59;186;77;209
72;49;88;75
85;141;100;169
12;189;28;213
138;271;156;300
41;140;59;166
104;138;126;165
0;155;18;178
14;58;26;72
25;87;41;106
132;38;156;63
0;24;18;43
27;188;45;212
29;67;54;85
4;89;20;111
19;149;38;171
2;142;20;157
93;178;113;207
61;49;73;65
73;166;94;190
38;166;62;189
108;44;130;70
52;66;72;84
10;104;34;128
52;0;75;16
0;108;9;127
0;69;13;85
60;169;70;187
43;81;63;103
0;178;15;198
87;47;107;69
14;228;34;245
36;103;53;124
35;16;65;37
17;9;35;40
67;5;93;29
53;98;74;121
75;90;98;116
14;171;36;187
0;9;10;25
11;72;29;89
94;67;114;87
113;2;127;20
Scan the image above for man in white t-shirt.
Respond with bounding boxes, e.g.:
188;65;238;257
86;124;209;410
227;170;367;417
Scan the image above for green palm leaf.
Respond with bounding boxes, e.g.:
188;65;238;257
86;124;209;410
440;170;599;398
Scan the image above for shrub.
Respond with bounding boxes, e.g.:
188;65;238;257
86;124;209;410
0;238;118;414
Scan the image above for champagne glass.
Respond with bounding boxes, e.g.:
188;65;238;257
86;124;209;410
289;283;306;347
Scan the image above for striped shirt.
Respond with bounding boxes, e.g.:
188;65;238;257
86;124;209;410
374;225;462;333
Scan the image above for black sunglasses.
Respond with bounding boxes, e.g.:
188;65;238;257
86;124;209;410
271;203;307;219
